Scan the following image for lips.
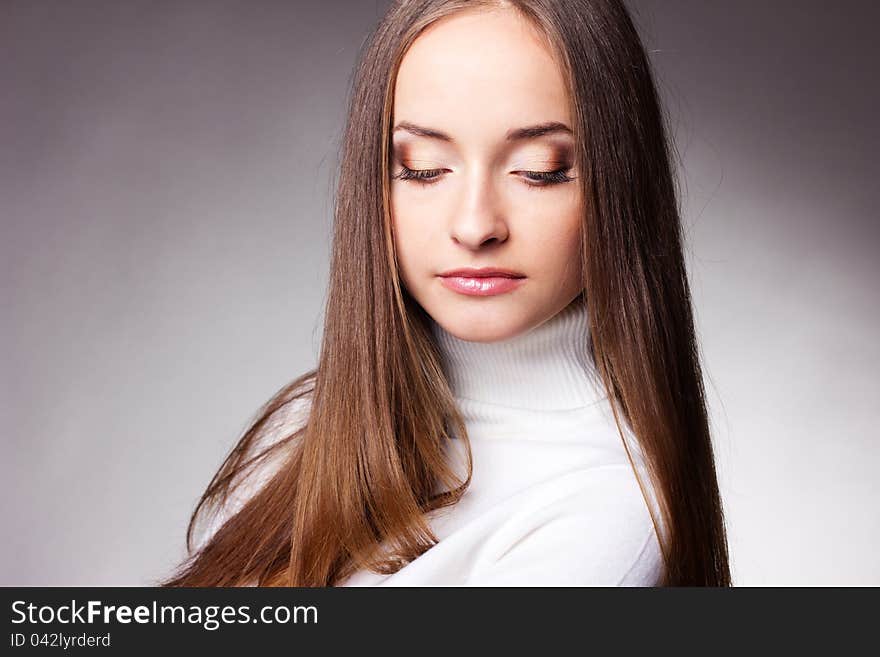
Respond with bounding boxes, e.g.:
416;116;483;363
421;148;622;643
438;267;525;278
437;267;526;296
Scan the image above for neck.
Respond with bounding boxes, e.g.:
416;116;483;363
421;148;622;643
429;296;604;411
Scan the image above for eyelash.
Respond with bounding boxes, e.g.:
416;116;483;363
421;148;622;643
392;166;576;188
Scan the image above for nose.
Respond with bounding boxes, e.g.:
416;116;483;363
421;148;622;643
449;168;509;250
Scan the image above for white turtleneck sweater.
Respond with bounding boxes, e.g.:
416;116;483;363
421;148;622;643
338;298;665;586
197;298;665;586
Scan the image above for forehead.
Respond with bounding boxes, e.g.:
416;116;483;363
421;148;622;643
392;8;571;145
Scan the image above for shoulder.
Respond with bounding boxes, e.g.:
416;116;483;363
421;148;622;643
251;391;313;453
466;464;664;586
193;390;313;551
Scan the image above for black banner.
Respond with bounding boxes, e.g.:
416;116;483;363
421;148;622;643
1;587;874;652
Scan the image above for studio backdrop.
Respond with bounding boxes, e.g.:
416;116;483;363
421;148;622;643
2;0;877;586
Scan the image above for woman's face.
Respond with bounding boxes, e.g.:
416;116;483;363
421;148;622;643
390;7;584;343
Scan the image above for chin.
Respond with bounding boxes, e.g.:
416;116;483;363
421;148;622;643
428;302;532;344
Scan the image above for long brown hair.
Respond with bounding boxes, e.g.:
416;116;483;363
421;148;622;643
159;0;731;587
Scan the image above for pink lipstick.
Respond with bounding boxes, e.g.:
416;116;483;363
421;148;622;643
437;267;526;297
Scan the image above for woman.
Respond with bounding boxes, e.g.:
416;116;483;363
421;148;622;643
160;0;731;587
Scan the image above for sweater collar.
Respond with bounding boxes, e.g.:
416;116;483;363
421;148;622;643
428;294;604;411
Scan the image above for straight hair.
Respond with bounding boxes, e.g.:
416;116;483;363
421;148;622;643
160;0;731;587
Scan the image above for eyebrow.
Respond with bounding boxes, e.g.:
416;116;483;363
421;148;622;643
392;120;573;143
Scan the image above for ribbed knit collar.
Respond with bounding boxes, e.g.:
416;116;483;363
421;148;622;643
429;295;605;412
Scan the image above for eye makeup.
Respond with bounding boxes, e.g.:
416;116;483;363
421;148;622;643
390;145;577;189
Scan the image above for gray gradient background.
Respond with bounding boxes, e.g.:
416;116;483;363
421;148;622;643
2;1;877;586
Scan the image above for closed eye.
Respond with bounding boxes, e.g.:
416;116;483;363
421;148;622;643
392;166;446;183
392;165;576;188
517;169;577;185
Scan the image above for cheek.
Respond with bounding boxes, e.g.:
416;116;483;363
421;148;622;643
520;195;583;274
391;192;438;280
